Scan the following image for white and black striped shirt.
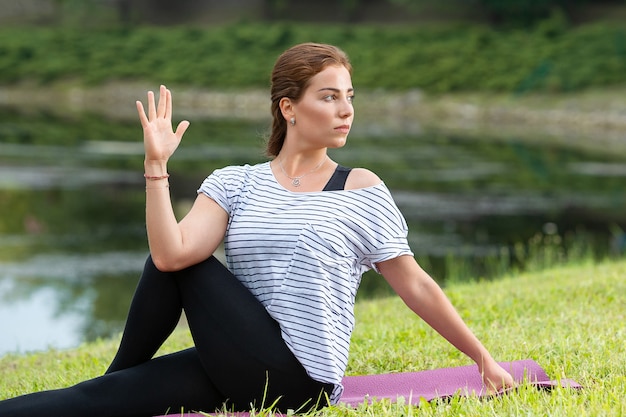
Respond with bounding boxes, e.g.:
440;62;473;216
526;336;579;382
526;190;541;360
198;162;413;403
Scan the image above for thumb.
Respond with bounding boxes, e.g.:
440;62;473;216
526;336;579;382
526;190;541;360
174;120;190;140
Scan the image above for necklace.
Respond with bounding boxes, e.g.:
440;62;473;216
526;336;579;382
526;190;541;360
277;156;328;187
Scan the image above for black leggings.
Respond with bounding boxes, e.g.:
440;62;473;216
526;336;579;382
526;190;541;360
0;256;332;417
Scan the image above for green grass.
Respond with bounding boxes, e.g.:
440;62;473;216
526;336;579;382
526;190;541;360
1;259;625;416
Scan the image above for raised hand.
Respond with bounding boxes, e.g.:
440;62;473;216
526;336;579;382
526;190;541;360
137;85;190;164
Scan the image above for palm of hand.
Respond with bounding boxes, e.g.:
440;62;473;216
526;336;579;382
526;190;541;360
137;85;190;162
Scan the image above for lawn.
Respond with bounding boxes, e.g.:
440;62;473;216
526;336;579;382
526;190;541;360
1;258;624;416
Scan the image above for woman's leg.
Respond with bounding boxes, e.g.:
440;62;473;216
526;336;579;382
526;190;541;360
0;256;216;417
102;255;331;411
173;256;333;412
0;348;224;417
106;256;184;373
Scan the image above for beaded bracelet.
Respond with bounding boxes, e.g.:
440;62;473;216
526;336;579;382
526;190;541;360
144;173;170;181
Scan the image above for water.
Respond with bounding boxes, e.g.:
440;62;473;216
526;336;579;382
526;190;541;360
1;110;625;356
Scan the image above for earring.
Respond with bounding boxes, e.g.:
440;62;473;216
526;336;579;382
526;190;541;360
289;117;296;126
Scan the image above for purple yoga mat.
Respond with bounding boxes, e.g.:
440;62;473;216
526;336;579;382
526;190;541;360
338;358;581;406
154;359;581;417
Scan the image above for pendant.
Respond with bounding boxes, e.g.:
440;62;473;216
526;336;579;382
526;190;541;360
292;178;301;187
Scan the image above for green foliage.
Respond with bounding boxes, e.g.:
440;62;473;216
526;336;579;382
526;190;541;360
0;21;625;93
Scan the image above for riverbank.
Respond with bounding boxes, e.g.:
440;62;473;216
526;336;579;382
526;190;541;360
1;81;626;156
1;258;625;416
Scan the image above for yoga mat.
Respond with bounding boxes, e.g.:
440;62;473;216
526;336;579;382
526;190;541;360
155;359;581;417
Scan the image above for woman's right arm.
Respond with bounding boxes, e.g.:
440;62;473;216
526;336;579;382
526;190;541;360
139;85;228;272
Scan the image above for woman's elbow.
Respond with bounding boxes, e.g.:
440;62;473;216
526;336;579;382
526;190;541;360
150;253;185;272
151;246;216;272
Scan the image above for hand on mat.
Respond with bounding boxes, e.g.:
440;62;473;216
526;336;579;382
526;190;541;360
137;84;190;164
482;361;516;394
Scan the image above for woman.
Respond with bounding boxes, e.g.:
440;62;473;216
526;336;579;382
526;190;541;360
0;42;514;417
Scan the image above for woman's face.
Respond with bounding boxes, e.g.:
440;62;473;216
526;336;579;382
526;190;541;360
291;64;354;151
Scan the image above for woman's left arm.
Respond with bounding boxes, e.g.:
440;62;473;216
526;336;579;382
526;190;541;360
376;254;516;392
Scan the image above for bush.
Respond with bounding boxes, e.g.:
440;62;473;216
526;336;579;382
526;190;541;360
0;21;624;93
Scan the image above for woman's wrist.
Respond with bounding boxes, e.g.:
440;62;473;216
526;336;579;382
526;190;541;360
144;160;170;190
473;350;497;373
144;159;168;177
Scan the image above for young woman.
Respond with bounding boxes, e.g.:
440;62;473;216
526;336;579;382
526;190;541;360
0;42;514;417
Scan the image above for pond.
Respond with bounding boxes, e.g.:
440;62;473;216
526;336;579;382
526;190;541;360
1;106;625;357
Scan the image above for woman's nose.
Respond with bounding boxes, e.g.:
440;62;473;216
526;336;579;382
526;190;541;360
339;98;353;118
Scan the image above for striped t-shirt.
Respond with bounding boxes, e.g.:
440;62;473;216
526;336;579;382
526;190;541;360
198;161;413;403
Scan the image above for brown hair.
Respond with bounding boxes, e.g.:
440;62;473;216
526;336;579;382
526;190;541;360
266;43;352;157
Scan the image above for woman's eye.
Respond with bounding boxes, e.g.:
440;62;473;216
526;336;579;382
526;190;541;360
323;95;354;103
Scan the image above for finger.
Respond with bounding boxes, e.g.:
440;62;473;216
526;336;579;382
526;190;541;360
496;381;516;395
147;90;156;120
487;376;514;394
157;85;167;118
165;88;173;120
485;380;498;395
136;100;149;127
174;120;190;140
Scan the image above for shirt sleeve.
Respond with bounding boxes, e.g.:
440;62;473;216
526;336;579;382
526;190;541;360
197;166;244;214
360;184;414;272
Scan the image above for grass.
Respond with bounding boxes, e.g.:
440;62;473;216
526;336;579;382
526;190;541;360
1;258;625;416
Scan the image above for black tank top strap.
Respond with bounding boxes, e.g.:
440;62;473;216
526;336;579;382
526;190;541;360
322;165;352;191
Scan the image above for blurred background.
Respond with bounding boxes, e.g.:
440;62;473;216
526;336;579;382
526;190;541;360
0;0;625;356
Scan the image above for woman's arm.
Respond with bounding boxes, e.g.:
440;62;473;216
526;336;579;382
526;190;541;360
139;85;228;271
377;254;515;392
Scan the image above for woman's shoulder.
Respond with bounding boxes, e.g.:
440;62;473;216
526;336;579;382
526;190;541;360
344;167;382;190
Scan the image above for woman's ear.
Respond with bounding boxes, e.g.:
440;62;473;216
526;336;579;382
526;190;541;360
279;97;294;122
